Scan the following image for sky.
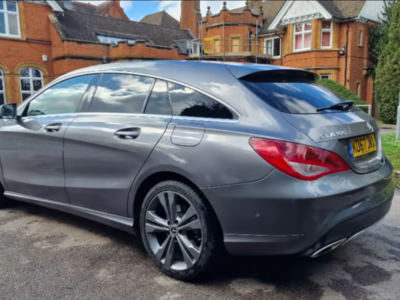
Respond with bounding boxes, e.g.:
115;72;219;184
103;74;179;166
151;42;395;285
78;1;247;21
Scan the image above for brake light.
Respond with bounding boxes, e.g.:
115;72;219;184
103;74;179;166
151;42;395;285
249;138;350;181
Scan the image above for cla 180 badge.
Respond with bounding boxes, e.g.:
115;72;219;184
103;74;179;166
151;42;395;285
320;130;347;139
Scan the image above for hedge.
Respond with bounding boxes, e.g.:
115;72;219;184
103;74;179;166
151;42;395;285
375;0;400;124
317;79;369;113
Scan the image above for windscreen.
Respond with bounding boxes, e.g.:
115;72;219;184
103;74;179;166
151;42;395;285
241;72;358;114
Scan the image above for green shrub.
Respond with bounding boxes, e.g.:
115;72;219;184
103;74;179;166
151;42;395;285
317;78;369;115
317;79;365;105
375;0;400;124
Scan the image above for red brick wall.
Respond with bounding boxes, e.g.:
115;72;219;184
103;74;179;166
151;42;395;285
180;0;201;37
0;2;53;103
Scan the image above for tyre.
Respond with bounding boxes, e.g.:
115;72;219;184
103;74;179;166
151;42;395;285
140;180;220;281
0;187;9;208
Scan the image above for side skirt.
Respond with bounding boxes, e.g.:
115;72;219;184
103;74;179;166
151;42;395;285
4;191;135;234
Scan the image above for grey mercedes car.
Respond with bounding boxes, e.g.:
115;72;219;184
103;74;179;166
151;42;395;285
0;61;394;281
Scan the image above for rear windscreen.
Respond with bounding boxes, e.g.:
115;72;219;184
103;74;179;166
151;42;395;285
241;74;358;114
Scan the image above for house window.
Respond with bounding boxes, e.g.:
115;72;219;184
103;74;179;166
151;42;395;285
356;83;361;97
0;69;5;105
0;1;20;37
231;37;240;53
264;37;281;57
320;74;330;79
214;39;220;53
20;68;43;101
294;22;312;51
359;30;363;46
321;21;332;48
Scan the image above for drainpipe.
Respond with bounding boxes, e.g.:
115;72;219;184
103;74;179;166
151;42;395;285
344;22;350;87
275;31;284;66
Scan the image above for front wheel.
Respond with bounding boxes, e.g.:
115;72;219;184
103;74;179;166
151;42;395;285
140;180;220;281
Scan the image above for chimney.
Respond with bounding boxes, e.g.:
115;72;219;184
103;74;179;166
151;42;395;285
180;0;201;38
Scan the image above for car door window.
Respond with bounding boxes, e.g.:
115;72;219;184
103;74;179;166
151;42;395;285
90;73;155;114
144;80;171;115
168;82;236;120
25;75;95;116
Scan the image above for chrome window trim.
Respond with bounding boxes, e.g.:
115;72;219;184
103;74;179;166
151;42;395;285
68;112;238;123
18;70;242;123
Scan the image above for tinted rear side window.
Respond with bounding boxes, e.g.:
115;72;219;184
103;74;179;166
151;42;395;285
168;82;235;119
90;74;154;114
241;76;352;114
144;80;171;115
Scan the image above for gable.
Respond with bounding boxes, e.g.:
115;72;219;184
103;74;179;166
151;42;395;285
284;1;320;19
269;0;332;30
358;0;387;22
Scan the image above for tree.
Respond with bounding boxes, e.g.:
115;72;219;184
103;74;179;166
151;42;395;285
375;0;400;124
368;0;396;68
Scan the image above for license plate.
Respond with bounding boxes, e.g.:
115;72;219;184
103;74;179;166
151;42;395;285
347;134;377;158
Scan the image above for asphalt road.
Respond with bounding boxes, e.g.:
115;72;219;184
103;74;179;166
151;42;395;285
0;192;400;300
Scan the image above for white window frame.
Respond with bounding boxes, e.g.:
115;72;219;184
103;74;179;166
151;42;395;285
0;69;5;104
321;21;332;49
20;68;43;102
359;30;363;46
0;0;21;38
264;37;281;58
320;74;330;79
294;22;312;51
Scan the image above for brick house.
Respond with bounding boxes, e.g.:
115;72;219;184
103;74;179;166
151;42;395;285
0;0;192;104
183;0;386;106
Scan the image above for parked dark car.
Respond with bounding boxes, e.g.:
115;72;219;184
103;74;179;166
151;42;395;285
0;61;394;281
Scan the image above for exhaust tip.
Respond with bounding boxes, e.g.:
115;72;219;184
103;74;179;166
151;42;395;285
310;238;347;258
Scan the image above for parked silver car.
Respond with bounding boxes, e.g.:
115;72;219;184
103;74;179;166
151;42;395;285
0;61;394;281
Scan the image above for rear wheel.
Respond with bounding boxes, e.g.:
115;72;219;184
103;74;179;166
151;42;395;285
140;180;220;281
0;187;9;208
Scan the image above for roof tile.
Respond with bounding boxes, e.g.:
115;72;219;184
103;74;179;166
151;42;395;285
140;11;180;29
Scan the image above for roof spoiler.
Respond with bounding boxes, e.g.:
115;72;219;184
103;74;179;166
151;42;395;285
226;64;318;82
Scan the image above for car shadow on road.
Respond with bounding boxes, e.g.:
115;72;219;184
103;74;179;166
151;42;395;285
9;201;342;290
9;201;147;255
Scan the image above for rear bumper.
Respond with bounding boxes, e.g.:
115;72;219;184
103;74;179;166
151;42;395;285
202;158;394;256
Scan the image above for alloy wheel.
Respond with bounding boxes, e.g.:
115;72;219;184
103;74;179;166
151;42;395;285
144;191;203;271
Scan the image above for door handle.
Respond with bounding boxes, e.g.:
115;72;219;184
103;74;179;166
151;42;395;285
114;128;141;139
45;123;62;132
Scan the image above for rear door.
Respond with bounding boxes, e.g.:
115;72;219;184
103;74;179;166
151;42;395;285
0;75;95;202
240;70;382;174
63;74;172;216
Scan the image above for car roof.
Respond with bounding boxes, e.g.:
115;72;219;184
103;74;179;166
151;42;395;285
63;60;296;81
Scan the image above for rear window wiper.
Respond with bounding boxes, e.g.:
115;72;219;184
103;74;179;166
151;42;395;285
316;100;354;112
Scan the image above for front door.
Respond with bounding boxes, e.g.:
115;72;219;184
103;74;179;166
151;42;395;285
0;75;96;203
64;74;172;216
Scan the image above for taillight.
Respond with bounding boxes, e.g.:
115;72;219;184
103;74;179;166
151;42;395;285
249;138;350;181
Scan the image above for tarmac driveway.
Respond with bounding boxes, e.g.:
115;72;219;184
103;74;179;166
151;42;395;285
0;191;400;300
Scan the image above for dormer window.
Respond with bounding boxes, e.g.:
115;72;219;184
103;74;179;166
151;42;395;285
98;35;135;45
0;1;20;37
321;21;332;48
294;22;312;51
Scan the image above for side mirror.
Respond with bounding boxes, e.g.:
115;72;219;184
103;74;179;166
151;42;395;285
0;103;17;119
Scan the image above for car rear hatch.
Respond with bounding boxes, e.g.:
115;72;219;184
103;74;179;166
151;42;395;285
236;67;383;174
